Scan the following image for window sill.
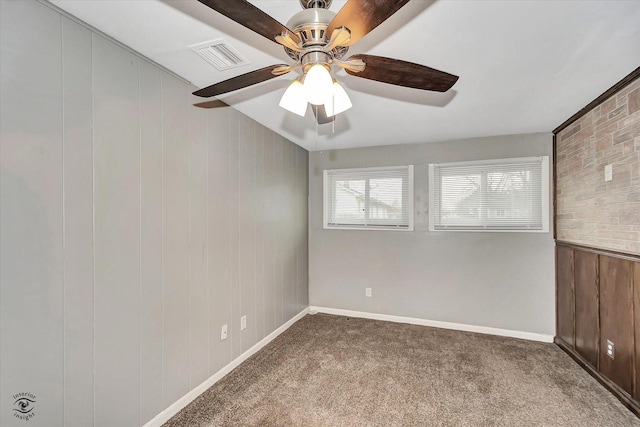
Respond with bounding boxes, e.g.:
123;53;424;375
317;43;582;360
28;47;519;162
428;227;550;233
324;225;414;232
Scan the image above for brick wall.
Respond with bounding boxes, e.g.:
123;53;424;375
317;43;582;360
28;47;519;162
556;75;640;254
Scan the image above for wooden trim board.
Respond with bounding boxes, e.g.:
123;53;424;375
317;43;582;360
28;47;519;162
553;66;640;134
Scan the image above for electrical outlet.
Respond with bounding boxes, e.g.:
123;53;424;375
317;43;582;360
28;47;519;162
365;287;372;297
241;315;247;331
604;164;613;182
220;324;228;341
606;340;614;359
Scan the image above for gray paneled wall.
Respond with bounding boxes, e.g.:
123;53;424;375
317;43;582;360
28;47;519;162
309;133;555;336
0;1;309;426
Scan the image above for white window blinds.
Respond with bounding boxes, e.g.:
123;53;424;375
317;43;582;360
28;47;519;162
324;165;413;230
429;157;549;231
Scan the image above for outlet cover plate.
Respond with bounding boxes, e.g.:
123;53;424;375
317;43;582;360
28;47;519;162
221;324;228;341
241;315;247;331
606;340;614;359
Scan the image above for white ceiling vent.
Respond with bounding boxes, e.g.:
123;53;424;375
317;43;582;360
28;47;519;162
190;39;251;71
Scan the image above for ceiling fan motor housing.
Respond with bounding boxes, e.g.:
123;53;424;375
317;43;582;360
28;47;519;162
285;8;348;62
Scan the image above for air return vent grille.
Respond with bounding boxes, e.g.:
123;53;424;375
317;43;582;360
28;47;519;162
190;39;251;71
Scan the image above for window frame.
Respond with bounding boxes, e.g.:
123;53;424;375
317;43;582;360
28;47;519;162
428;156;550;233
323;165;414;231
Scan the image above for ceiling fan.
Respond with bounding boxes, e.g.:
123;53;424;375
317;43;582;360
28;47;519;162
193;0;459;123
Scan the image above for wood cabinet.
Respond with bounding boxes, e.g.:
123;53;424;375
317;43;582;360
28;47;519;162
598;255;634;395
635;262;640;402
555;242;639;416
556;246;574;348
574;250;598;368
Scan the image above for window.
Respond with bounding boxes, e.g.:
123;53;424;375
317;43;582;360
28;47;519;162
429;156;549;232
324;165;413;230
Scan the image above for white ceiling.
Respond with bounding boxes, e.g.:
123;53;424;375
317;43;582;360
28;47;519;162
51;0;640;152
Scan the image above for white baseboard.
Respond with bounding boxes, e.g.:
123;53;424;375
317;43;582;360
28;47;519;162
143;307;310;427
309;306;554;343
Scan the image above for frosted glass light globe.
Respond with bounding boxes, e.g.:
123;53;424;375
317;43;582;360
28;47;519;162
324;81;352;117
279;80;308;116
304;64;333;105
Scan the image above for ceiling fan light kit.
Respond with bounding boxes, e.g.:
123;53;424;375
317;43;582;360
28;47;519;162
325;81;353;117
279;73;352;118
279;79;308;116
194;0;459;124
302;63;333;105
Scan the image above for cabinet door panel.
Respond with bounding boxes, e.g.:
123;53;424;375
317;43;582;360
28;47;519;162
574;250;599;368
599;255;633;395
634;262;640;401
557;246;574;347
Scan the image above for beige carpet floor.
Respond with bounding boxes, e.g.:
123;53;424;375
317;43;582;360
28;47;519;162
164;313;639;426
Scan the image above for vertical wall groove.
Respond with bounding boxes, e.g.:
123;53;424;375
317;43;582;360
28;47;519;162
61;14;67;427
205;108;210;376
160;69;165;413
137;58;142;427
61;15;96;426
91;30;97;427
187;85;192;390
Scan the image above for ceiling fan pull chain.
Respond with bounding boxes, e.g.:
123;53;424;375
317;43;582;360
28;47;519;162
315;105;319;150
329;70;336;134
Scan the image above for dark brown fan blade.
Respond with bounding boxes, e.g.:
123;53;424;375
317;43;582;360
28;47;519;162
193;65;289;98
198;0;300;45
346;54;458;92
326;0;410;46
311;105;333;125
